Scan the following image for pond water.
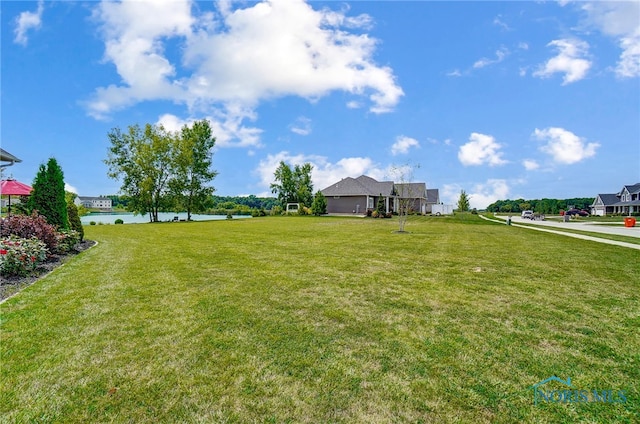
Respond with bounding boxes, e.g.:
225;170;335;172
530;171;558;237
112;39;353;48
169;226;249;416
81;212;251;225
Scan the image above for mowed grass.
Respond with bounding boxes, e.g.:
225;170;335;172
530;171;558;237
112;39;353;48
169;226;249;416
1;215;638;423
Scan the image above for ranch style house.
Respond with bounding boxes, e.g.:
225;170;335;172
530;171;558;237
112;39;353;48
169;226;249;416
320;175;439;215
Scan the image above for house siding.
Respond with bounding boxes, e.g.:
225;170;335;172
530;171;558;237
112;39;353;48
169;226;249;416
326;196;368;214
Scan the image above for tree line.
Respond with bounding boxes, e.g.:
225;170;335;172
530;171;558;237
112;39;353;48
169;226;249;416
104;123;328;220
486;197;595;214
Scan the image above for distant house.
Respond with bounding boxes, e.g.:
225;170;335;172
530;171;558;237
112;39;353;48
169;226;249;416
591;183;640;216
395;182;428;214
75;196;112;210
321;175;395;214
320;175;436;215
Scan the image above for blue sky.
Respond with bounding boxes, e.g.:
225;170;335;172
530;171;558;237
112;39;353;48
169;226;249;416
2;0;639;209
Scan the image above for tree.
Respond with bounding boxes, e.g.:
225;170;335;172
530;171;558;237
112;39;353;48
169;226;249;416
389;163;420;232
105;123;175;222
169;120;218;221
311;191;327;216
270;161;296;206
28;157;69;229
270;161;314;207
457;190;470;212
67;202;84;241
294;163;314;207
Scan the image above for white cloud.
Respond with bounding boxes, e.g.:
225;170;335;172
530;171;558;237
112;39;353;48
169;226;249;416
580;1;640;78
518;42;529;50
532;127;599;164
446;69;463;77
391;136;420;156
443;180;510;210
64;183;78;194
534;38;592;85
14;0;44;46
254;151;384;193
289;116;312;136
157;111;262;148
523;159;540;171
473;47;509;69
87;0;404;134
469;179;510;210
458;133;507;167
493;16;511;31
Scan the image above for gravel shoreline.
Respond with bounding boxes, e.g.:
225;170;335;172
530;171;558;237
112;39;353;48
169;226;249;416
0;240;96;302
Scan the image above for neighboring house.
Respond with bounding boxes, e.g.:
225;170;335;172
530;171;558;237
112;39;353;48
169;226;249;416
395;182;428;214
320;175;435;215
321;175;395;214
75;196;112;210
591;183;640;216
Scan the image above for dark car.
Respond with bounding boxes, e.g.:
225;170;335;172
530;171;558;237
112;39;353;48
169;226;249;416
565;208;589;217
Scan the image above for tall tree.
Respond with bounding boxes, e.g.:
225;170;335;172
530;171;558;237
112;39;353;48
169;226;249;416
169;120;218;221
294;163;314;207
457;189;470;212
105;124;175;222
270;161;296;206
270;161;313;207
28;157;69;229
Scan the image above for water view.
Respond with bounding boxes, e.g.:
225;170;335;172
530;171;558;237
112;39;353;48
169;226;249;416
81;212;251;225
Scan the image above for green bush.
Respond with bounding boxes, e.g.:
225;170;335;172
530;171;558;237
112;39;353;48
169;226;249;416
114;219;124;225
55;229;81;254
67;202;84;241
0;236;48;276
90;221;96;226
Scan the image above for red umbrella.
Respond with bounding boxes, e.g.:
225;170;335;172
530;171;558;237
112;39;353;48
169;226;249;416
1;179;33;215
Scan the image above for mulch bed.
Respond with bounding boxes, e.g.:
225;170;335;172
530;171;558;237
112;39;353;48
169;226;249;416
0;240;96;302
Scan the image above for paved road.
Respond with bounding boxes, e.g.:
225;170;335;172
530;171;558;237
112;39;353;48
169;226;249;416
482;215;640;250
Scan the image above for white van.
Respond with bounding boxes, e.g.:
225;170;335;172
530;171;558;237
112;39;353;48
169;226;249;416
521;210;533;219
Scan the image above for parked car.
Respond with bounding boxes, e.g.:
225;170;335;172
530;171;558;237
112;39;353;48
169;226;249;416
521;210;534;219
565;208;589;217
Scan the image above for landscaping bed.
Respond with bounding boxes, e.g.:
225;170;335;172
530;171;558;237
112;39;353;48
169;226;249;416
0;239;95;301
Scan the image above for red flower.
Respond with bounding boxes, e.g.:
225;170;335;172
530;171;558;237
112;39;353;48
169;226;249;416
31;256;37;262
0;249;7;255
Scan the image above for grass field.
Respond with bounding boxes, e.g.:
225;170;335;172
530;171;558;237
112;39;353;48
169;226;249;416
1;215;638;423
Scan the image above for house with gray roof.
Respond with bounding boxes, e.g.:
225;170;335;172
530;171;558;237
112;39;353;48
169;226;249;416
321;175;437;215
591;183;640;216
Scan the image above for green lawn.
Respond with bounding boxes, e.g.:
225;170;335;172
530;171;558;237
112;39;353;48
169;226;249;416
1;215;638;423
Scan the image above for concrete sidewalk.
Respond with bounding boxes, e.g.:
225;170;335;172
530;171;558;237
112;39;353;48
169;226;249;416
481;215;640;250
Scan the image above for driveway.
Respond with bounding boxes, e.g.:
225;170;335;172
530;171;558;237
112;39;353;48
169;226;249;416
482;215;640;250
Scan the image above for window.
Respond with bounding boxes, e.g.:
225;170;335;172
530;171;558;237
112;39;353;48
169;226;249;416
367;197;374;209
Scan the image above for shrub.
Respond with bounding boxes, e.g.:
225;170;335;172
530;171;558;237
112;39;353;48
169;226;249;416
226;213;233;220
0;236;48;276
270;206;283;216
55;229;81;254
90;221;96;226
114;218;124;224
67;202;84;241
371;210;379;218
0;212;58;252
